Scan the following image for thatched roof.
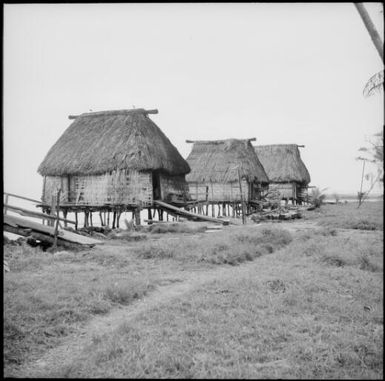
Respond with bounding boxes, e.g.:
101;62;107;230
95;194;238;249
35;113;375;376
254;144;311;184
186;139;269;183
38;108;190;176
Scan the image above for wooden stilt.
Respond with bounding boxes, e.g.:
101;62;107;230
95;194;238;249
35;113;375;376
116;211;120;228
90;211;93;227
107;211;110;227
112;211;116;229
84;211;88;228
148;208;153;222
223;203;226;217
166;212;169;221
63;210;68;228
99;211;104;226
75;212;78;230
134;208;141;225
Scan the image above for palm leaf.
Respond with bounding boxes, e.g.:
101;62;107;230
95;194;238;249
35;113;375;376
363;70;384;97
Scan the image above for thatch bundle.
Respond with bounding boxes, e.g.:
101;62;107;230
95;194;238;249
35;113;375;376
254;144;310;184
186;139;269;183
38;108;190;176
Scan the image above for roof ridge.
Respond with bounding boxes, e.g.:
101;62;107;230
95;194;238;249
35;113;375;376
68;108;158;120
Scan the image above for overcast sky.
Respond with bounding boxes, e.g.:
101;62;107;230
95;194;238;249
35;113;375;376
4;3;384;200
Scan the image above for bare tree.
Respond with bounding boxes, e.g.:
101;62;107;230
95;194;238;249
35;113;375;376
356;130;384;207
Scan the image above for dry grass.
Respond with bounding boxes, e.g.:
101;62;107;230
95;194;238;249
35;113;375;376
53;230;383;379
134;226;292;265
303;201;383;231
147;223;207;235
3;243;154;371
3;201;383;378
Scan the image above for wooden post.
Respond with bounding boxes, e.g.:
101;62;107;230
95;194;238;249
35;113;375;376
49;196;56;227
158;208;163;221
90;211;93;227
63;210;68;228
99;211;104;226
107;211;110;227
148;208;153;222
112;211;116;229
134;208;141;225
75;212;78;230
4;194;9;215
238;169;246;224
53;189;62;249
117;211;121;228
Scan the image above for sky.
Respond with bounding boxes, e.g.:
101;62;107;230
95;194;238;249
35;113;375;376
3;2;384;202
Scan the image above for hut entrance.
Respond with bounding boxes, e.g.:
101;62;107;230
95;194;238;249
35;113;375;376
152;172;161;200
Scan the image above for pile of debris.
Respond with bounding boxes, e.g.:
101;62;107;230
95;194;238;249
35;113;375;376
250;205;302;223
250;190;303;222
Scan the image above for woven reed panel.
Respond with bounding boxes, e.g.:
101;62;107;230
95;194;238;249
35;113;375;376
43;169;153;206
187;180;250;202
159;174;189;200
268;183;295;199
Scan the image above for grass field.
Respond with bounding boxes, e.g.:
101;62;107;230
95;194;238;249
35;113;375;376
3;201;383;378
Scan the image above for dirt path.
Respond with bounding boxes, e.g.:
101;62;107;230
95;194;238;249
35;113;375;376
12;219;322;378
14;259;271;378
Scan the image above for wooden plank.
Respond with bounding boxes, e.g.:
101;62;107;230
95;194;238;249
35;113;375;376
4;214;101;245
4;225;32;236
154;200;230;225
4;204;76;225
4;214;61;235
4;192;41;204
58;229;102;245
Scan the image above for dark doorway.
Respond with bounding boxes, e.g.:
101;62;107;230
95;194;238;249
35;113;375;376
152;172;161;200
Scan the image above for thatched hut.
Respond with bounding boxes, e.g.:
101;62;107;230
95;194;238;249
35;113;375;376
254;144;311;204
38;108;190;226
185;138;269;216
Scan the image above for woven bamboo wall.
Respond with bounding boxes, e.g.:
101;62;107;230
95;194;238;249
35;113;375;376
159;174;189;201
43;176;69;204
42;169;153;206
188;180;251;202
268;183;296;199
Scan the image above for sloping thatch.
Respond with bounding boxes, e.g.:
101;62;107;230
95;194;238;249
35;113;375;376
38;108;190;176
186;139;269;183
254;144;310;184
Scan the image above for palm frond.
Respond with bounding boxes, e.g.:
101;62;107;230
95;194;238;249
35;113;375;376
363;70;384;97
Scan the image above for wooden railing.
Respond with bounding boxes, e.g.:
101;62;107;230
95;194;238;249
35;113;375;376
3;192;76;226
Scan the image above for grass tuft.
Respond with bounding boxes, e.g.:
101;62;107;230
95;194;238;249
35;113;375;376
103;280;154;305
